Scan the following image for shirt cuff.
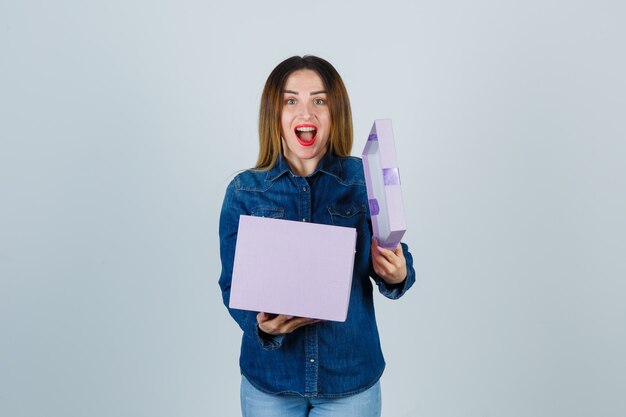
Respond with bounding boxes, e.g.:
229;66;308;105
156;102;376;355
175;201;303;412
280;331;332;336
376;275;410;299
257;326;285;351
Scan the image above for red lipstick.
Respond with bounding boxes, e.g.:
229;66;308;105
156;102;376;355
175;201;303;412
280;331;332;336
294;124;317;147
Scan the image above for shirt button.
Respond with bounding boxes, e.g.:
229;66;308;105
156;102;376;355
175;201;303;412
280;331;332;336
309;359;315;363
303;187;307;192
302;218;306;222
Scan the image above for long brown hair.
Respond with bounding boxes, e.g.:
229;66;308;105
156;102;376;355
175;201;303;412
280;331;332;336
255;55;353;170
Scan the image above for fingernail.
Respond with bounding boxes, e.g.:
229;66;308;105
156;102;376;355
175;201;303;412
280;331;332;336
286;315;293;320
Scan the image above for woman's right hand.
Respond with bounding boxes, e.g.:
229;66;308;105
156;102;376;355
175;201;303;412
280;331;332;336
257;312;320;336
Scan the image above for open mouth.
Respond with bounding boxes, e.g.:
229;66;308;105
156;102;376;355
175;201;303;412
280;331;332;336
295;124;317;147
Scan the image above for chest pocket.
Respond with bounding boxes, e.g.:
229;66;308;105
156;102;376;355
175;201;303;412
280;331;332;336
327;204;368;228
250;206;285;219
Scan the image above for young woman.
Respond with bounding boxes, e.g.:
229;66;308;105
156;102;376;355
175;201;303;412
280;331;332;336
218;55;416;417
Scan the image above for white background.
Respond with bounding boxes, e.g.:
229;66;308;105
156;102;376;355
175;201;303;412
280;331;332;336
1;1;625;416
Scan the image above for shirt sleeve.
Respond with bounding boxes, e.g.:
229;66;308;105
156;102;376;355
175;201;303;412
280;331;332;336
218;180;284;351
370;241;416;300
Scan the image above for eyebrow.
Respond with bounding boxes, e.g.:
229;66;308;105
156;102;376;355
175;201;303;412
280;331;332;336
282;90;327;95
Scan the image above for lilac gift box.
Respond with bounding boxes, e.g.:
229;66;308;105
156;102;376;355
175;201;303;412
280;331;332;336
362;119;407;249
229;215;357;322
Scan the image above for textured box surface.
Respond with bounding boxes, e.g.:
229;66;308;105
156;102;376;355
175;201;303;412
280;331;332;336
362;119;407;248
229;215;357;322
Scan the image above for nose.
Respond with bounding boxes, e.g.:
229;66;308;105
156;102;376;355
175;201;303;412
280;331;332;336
298;101;314;119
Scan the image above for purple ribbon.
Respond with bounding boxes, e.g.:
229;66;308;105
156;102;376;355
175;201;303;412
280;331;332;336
383;168;401;185
368;199;380;216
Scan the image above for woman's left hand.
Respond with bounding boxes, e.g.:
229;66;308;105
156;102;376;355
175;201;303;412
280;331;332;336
371;238;407;285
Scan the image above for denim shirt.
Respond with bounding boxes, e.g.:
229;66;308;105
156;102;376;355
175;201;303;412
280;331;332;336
218;151;416;398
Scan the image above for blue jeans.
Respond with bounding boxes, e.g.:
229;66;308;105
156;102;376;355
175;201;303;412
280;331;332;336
240;375;382;417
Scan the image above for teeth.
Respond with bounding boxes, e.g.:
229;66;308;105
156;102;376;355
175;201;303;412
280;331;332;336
296;127;316;132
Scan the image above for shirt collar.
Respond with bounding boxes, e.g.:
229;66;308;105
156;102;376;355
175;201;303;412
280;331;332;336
265;150;344;182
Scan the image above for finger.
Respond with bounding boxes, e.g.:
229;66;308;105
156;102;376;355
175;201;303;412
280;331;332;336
258;312;280;321
370;240;389;267
260;314;319;335
263;314;292;327
374;266;389;278
282;316;316;327
372;240;398;264
258;313;288;333
393;245;406;267
257;312;278;334
371;238;389;258
379;247;398;264
382;247;405;270
283;317;321;333
374;246;406;279
372;256;391;277
372;254;387;273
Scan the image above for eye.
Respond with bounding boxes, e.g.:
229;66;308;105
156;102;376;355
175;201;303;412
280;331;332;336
286;98;296;105
313;98;326;105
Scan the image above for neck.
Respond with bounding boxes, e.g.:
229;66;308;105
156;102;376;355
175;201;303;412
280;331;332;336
282;147;328;177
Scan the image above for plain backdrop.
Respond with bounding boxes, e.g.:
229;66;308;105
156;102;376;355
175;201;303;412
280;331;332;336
1;1;625;416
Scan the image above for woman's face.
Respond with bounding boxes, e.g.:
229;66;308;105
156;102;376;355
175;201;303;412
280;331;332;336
280;69;331;175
